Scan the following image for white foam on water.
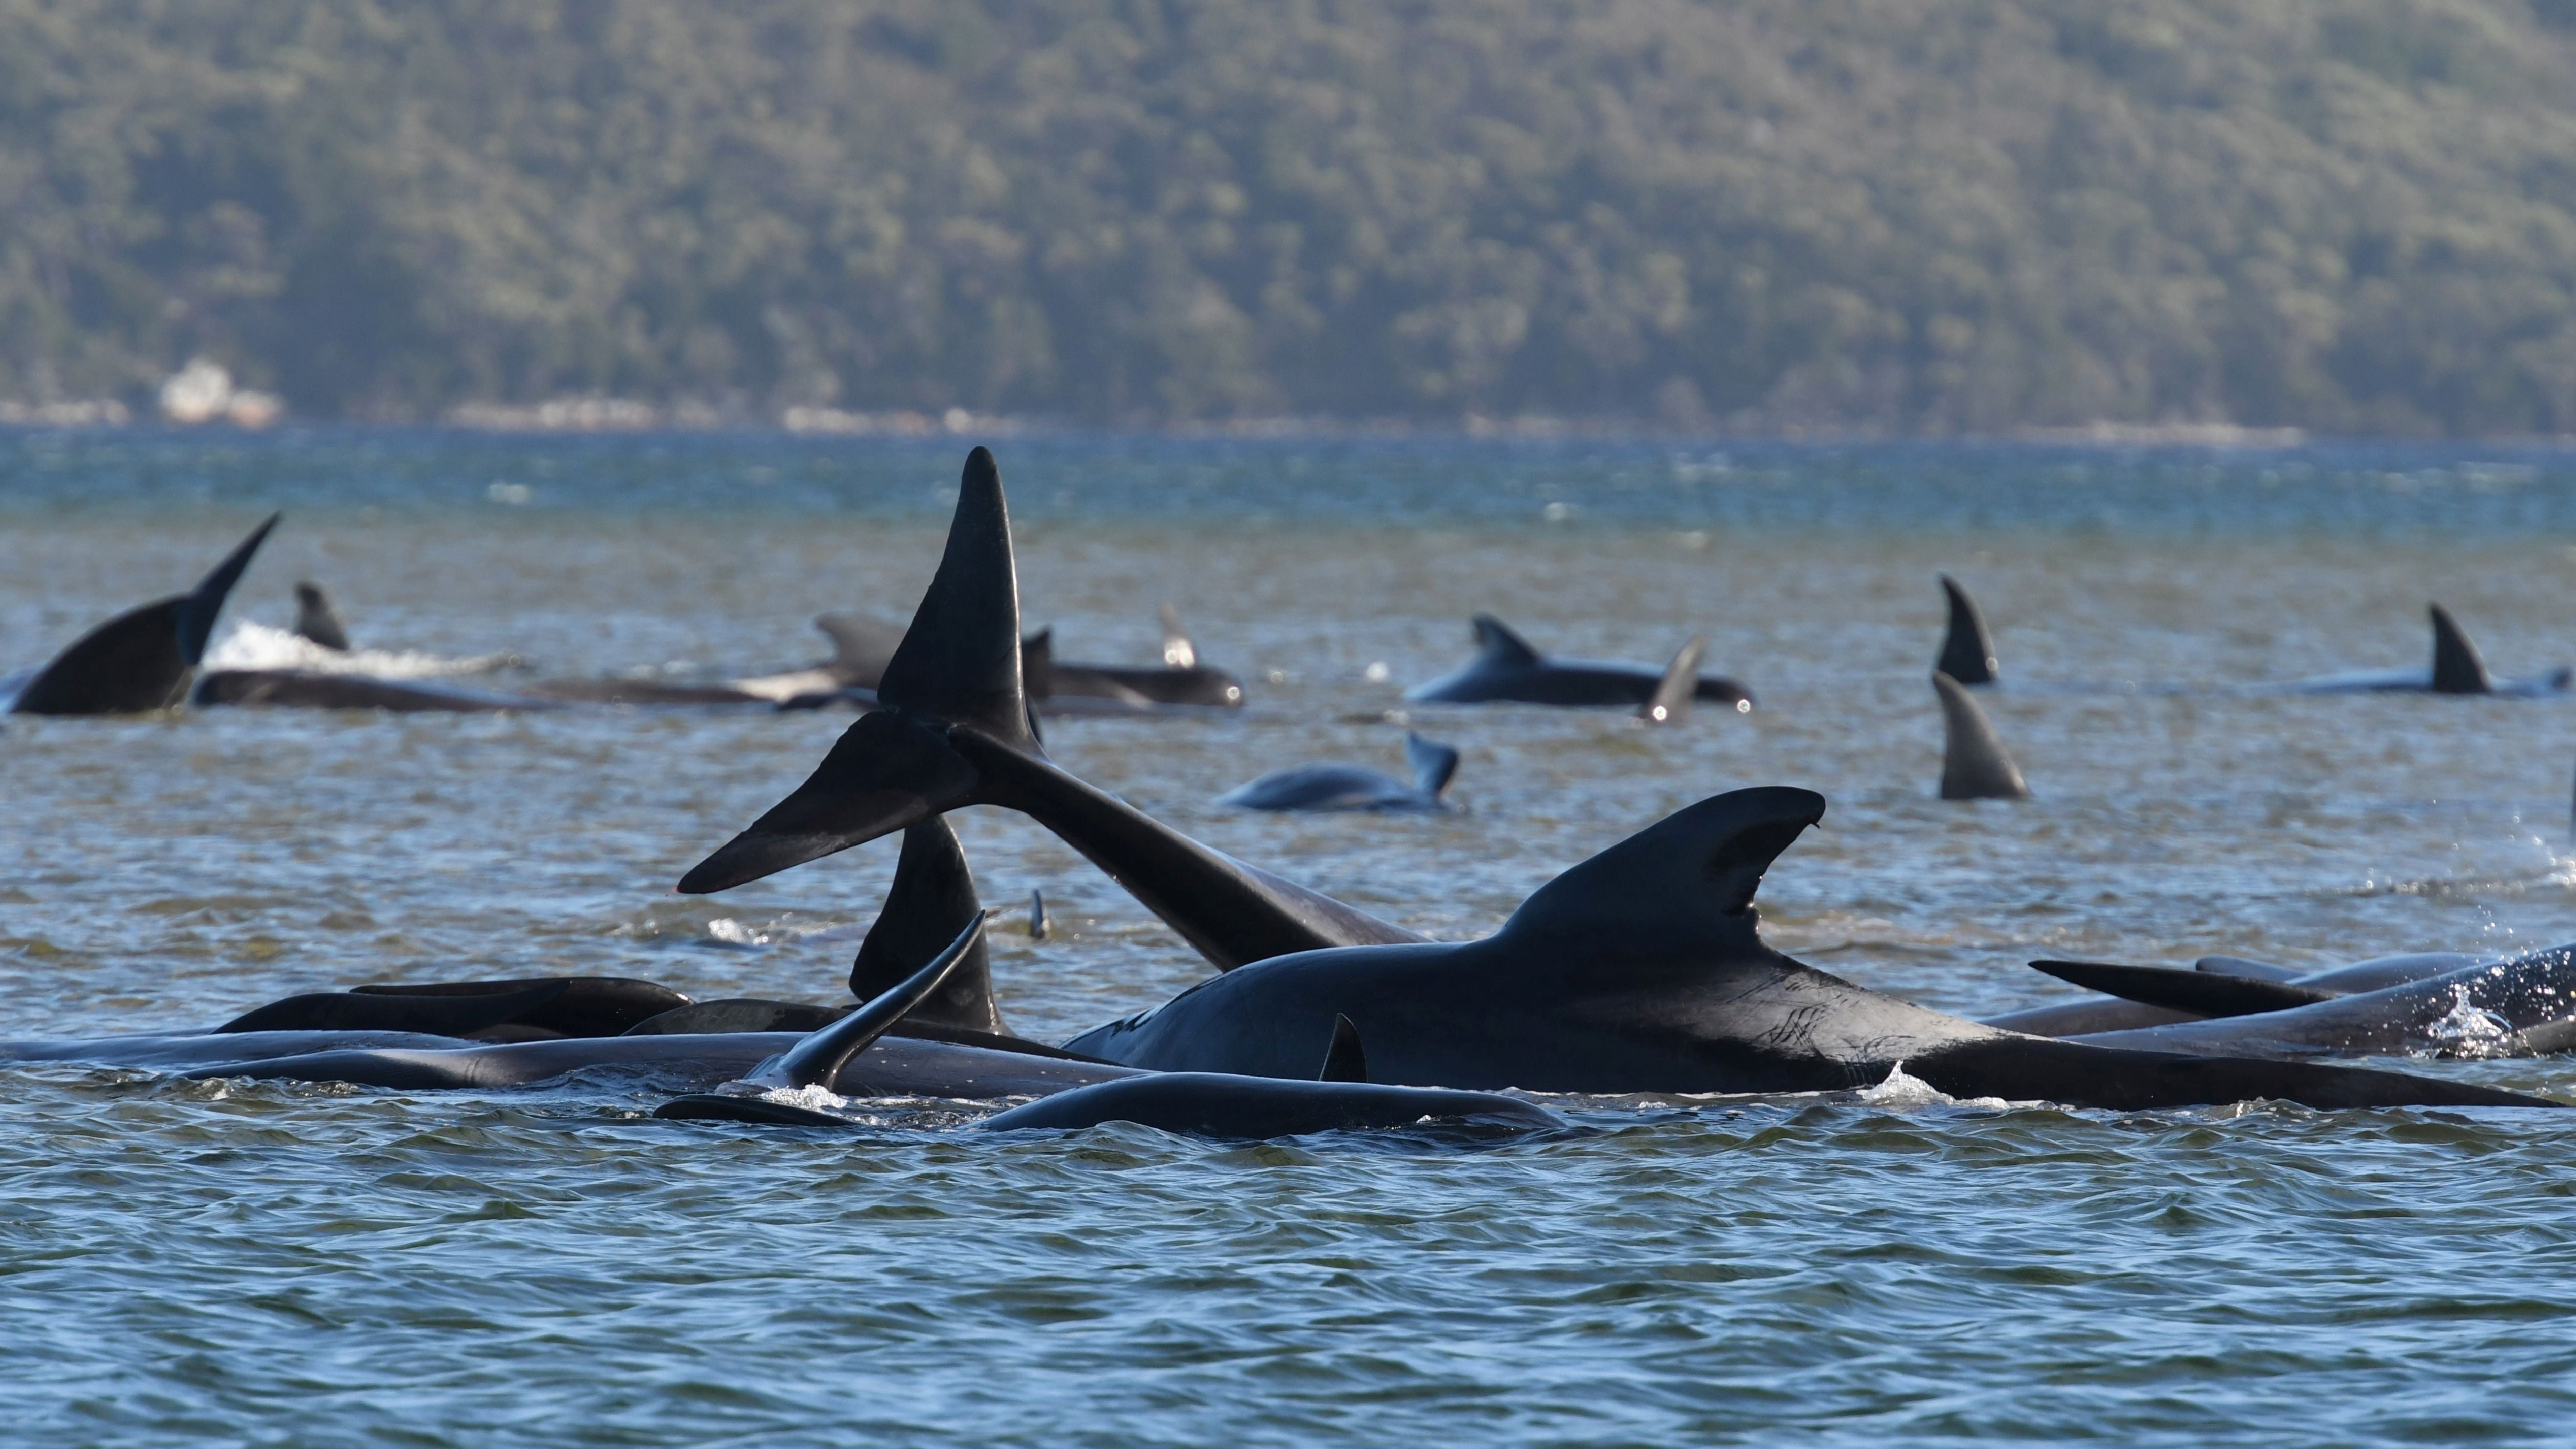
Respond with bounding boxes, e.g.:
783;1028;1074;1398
203;620;520;679
2428;983;2517;1057
1855;1061;2016;1110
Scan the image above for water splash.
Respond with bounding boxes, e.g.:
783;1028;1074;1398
204;620;521;679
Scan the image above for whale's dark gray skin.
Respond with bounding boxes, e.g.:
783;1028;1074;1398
1405;615;1753;710
216;976;690;1040
1936;575;1999;686
1057;786;2548;1109
194;670;562;712
849;818;1008;1031
2071;943;2576;1059
1984;949;2499;1037
1934;671;2029;800
680;447;1424;972
2285;604;2572;696
293;581;351;651
1;1029;480;1071
1218;732;1459;812
8;514;278;715
978;1072;1561;1134
2029;960;2341;1017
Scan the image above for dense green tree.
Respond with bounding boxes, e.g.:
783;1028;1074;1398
3;0;2575;432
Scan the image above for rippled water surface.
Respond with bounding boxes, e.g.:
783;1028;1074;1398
8;429;2576;1445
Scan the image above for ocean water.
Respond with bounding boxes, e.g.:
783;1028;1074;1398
5;428;2576;1445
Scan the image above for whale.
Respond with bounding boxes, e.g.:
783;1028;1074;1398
1218;732;1459;812
794;606;1244;715
1406;615;1752;710
215;976;692;1040
6;514;277;714
2285;604;2570;696
679;448;2548;1113
1936;575;1999;686
1933;671;2030;800
1984;949;2497;1036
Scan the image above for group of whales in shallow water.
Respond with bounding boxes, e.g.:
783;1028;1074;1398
10;448;2576;1137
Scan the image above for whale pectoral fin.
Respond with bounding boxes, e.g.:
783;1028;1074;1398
2028;960;2341;1019
874;447;1041;750
761;915;988;1089
1638;636;1705;724
1404;732;1461;801
849;817;1006;1035
1159;602;1197;670
1320;1015;1369;1083
1936;575;1999;685
1499;786;1826;942
1934;671;2030;800
2428;603;2493;694
1470;614;1543;668
678;708;982;892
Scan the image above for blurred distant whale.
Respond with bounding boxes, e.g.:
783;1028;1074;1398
1218;732;1459;811
1935;575;1999;685
3;514;276;715
2284;604;2570;696
1406;615;1751;710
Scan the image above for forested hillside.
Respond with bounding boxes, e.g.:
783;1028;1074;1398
7;0;2576;432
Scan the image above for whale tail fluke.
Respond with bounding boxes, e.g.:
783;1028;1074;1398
1936;575;1999;686
1159;603;1197;669
1934;671;2031;800
2428;604;2492;694
1501;786;1826;944
762;914;989;1091
12;512;279;716
1470;614;1544;668
1320;1014;1369;1082
1639;636;1705;724
679;451;1036;894
1405;731;1461;802
849;817;1005;1034
293;581;352;652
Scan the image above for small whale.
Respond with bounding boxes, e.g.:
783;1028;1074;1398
2285;604;2571;696
7;514;277;715
1935;575;1999;685
681;449;2547;1113
1406;615;1752;710
1218;732;1460;811
1934;671;2029;800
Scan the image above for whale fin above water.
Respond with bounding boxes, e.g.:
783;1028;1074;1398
1934;671;2030;800
293;581;351;652
2029;960;2342;1019
12;512;279;715
1639;637;1705;724
2428;603;2493;694
849;817;1006;1034
813;612;906;687
1500;786;1825;944
1405;732;1461;802
1936;575;1998;685
1160;603;1196;669
1320;1014;1369;1082
753;915;989;1091
877;447;1040;751
1470;615;1544;670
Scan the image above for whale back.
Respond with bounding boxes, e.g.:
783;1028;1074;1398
1934;671;2031;800
849;817;1005;1033
13;513;278;715
1498;785;1824;948
2428;603;2492;694
1936;575;1998;685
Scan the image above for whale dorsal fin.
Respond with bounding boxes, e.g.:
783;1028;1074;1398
2029;960;2341;1018
1159;602;1196;669
1320;1014;1369;1082
814;612;905;686
1405;731;1461;801
848;816;1005;1034
762;915;988;1090
1936;575;1998;685
1639;636;1705;724
876;448;1038;749
2428;604;2491;694
1934;671;2030;800
294;581;351;652
13;512;278;715
1020;626;1055;698
1471;615;1542;668
1499;786;1825;945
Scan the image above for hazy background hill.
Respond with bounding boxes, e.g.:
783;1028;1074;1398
7;0;2576;433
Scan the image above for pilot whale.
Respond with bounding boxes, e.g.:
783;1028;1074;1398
6;514;277;714
2286;604;2570;696
679;447;2547;1113
1405;616;1752;710
1218;732;1459;812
